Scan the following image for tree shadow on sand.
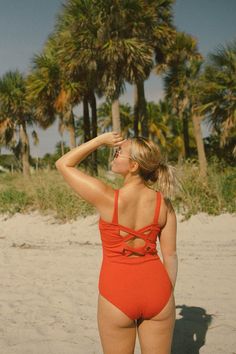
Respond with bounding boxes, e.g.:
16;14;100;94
171;305;213;354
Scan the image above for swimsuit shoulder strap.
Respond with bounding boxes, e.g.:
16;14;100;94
153;191;162;225
111;189;119;224
112;189;162;225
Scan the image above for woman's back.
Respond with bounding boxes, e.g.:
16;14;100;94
99;186;167;254
99;186;166;229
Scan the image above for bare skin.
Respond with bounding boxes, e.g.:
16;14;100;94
55;132;177;354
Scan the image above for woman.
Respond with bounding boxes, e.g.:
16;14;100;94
55;131;178;354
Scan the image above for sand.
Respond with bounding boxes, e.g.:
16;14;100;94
0;211;235;354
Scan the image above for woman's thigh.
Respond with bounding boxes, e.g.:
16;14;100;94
137;292;176;354
97;293;137;354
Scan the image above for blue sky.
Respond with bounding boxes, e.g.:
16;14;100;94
0;0;236;157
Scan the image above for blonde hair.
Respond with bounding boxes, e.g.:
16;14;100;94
128;136;177;198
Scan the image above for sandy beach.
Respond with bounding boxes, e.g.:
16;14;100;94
0;211;235;354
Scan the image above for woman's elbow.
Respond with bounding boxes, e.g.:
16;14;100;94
55;160;65;170
55;163;61;172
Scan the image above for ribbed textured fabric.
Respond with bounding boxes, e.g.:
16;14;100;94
98;189;173;320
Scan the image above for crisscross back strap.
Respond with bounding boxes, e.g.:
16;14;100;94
112;189;162;225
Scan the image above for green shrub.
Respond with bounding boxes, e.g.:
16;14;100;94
220;172;236;212
173;161;236;218
0;188;31;214
34;183;96;222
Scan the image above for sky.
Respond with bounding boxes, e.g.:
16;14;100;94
0;0;236;157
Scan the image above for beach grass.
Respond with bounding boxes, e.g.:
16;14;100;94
174;161;236;218
0;162;235;221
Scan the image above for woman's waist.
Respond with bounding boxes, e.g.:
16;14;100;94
102;252;161;265
101;240;158;259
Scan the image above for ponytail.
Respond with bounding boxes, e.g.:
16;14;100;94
155;160;177;199
141;159;178;198
129;137;179;198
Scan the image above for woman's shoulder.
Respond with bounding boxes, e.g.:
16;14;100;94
151;188;175;215
162;195;175;214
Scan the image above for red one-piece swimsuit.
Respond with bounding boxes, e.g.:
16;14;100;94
98;189;173;321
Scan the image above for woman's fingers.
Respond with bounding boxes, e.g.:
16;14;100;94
97;132;126;147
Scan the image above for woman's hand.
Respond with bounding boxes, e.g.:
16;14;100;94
97;131;126;147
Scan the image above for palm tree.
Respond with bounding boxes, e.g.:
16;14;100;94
27;39;82;151
200;39;236;155
144;99;193;161
159;32;202;157
56;0;154;134
0;117;16;153
146;100;185;159
164;57;207;176
163;32;207;176
96;100;133;167
53;2;103;174
52;0;159;174
156;31;202;72
147;101;169;148
0;71;34;176
98;100;133;134
134;0;176;137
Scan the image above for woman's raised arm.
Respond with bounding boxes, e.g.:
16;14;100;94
55;132;125;209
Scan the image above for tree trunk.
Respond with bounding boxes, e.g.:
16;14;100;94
133;84;139;136
83;96;91;171
177;98;189;160
68;110;76;149
89;91;98;176
111;98;121;133
60;139;64;156
182;111;190;158
83;96;91;142
136;80;148;138
192;113;207;177
110;97;121;171
19;122;30;176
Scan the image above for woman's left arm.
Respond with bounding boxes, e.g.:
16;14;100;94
55;132;125;208
159;205;178;290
